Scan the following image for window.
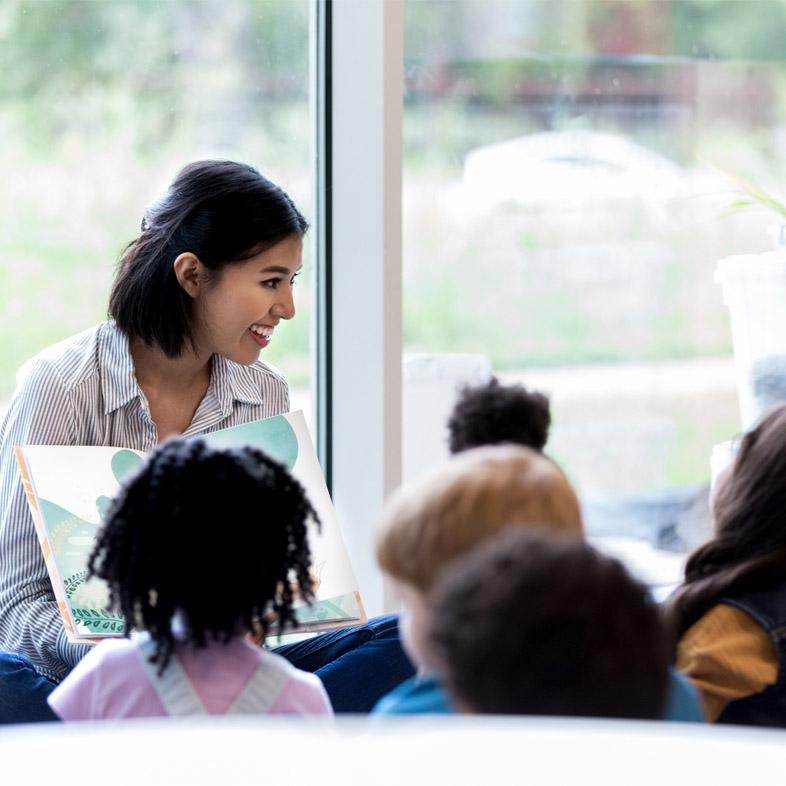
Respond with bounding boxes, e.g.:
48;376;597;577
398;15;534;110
402;0;786;585
0;0;313;421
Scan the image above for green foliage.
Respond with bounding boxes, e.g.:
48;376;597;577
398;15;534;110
64;570;88;599
72;607;125;634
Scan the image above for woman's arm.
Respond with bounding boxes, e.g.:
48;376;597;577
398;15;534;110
0;359;91;681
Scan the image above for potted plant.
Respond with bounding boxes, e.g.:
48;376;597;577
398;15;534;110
715;174;786;433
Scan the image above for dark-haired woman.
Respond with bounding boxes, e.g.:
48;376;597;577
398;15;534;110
668;402;786;726
0;160;412;723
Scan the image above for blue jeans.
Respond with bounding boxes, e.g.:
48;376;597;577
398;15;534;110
0;652;58;724
0;614;414;722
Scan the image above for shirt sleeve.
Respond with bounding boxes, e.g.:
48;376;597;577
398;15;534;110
0;358;91;680
677;603;778;722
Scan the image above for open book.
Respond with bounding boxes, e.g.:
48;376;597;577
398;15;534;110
15;410;366;644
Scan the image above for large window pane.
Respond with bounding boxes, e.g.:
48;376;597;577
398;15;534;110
0;0;312;419
403;0;786;581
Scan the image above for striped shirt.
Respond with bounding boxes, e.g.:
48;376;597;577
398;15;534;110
0;320;289;681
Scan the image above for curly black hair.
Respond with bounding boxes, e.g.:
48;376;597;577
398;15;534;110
447;377;551;454
88;438;319;671
429;529;670;719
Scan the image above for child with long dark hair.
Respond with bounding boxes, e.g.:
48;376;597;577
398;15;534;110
668;402;786;726
47;439;332;720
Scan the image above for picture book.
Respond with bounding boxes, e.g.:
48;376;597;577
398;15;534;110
14;410;366;643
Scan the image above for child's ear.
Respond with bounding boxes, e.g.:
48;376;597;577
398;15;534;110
173;252;205;298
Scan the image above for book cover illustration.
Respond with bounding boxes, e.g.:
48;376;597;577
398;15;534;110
15;410;365;643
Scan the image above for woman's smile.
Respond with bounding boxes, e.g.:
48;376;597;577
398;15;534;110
248;323;275;348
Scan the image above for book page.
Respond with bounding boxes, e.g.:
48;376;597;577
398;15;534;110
15;446;144;640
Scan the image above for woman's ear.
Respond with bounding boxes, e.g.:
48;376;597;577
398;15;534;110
173;252;205;299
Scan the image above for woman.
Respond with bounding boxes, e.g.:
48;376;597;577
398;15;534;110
0;160;411;722
668;402;786;726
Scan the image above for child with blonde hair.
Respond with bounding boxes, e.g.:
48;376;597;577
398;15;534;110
373;444;582;713
372;444;701;720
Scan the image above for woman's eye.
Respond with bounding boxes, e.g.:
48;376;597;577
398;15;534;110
262;279;280;290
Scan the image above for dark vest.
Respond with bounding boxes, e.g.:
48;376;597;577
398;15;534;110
716;584;786;727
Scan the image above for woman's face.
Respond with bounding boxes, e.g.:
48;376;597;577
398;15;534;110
192;234;302;365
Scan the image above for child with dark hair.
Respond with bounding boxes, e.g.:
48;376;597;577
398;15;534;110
447;377;551;454
429;530;670;719
46;439;332;720
372;444;702;721
668;402;786;726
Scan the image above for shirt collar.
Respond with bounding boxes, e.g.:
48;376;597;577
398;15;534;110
99;321;142;415
214;354;268;407
99;321;266;417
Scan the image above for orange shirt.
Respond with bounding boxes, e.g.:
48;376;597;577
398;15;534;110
677;603;778;722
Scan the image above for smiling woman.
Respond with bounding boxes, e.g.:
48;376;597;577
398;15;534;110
0;160;307;705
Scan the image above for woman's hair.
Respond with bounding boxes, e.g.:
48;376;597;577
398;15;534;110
109;160;308;358
376;444;583;593
447;377;551;454
429;529;670;719
667;403;786;635
88;438;319;671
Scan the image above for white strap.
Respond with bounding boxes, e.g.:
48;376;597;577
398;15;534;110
226;653;292;715
135;635;207;717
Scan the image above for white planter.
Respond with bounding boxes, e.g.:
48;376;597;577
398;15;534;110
715;243;786;431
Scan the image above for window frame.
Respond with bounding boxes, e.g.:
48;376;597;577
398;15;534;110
313;0;404;617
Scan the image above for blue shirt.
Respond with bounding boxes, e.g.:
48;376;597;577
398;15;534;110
373;669;704;722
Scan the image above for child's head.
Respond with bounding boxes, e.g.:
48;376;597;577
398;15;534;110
670;402;786;633
89;438;318;669
712;402;786;544
376;445;582;669
447;376;551;454
429;529;670;719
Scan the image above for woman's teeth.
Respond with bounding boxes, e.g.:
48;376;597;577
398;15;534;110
250;325;273;337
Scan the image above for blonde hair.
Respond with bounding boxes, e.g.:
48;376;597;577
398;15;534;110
376;445;583;593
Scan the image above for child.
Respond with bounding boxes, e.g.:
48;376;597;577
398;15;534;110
447;376;551;454
373;444;583;713
429;529;670;719
47;438;333;720
372;444;701;721
668;402;786;726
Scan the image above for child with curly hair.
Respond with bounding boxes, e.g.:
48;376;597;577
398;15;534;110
47;438;332;720
447;376;551;455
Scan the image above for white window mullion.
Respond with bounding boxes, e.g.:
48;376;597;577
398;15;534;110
325;0;403;617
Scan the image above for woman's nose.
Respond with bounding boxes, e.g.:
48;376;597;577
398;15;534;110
272;287;296;320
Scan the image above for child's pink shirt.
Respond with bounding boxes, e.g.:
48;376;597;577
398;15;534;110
48;635;333;720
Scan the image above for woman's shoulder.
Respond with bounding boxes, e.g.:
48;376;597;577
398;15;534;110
15;322;113;393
